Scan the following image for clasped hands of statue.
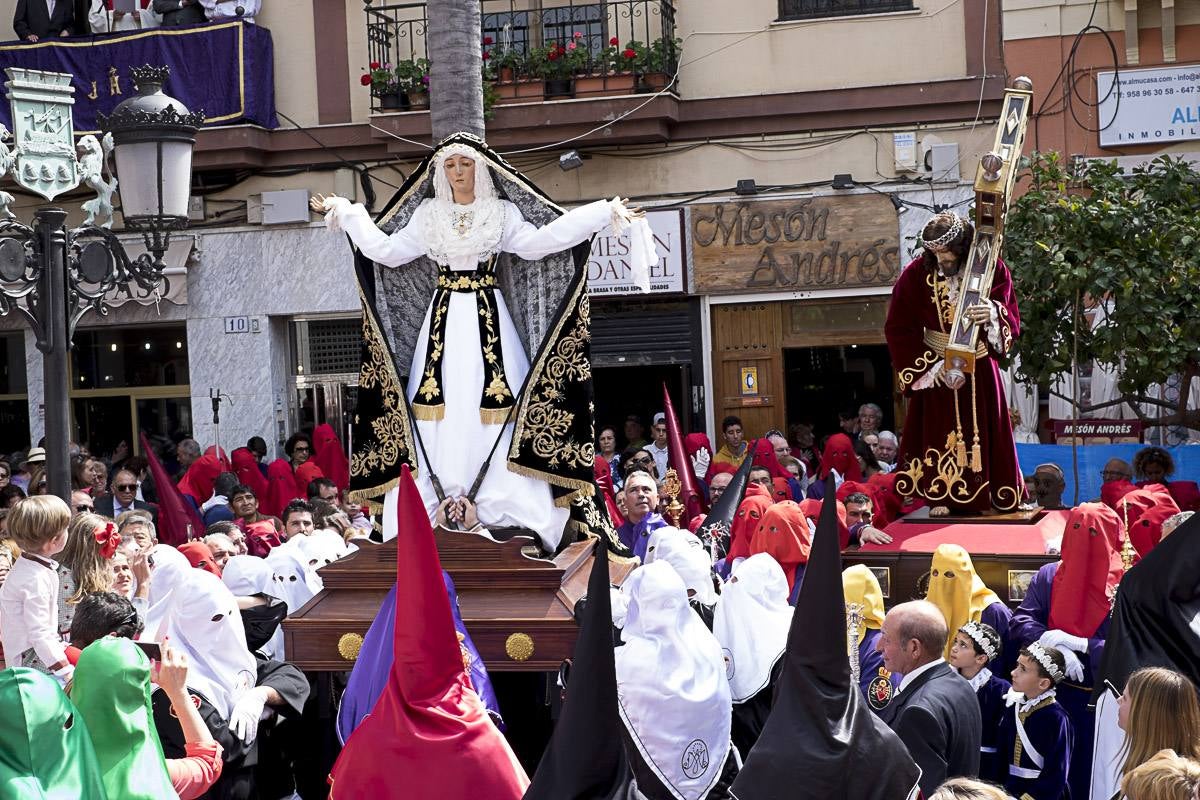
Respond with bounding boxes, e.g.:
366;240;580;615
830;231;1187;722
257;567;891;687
435;496;483;532
935;301;994;390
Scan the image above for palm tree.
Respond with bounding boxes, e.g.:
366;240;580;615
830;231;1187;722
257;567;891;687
427;0;485;139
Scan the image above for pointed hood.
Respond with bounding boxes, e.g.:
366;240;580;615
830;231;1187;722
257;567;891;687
177;453;223;505
329;466;528;799
924;544;1001;660
1119;485;1180;558
1048;502;1124;639
230;447;268;500
139;433;203;545
312;423;351;494
525;538;632;799
695;444;755;562
261;459;298;519
730;477;921;800
663;384;706;521
1098;511;1200;693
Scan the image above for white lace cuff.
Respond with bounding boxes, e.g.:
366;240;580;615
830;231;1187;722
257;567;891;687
321;196;355;234
913;358;946;391
609;197;654;293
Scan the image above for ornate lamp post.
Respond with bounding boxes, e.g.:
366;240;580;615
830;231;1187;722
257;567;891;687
0;65;202;499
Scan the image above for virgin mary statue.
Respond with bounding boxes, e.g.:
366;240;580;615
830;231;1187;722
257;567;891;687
313;133;654;553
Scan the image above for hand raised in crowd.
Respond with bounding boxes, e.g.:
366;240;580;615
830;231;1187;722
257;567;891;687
691;448;711;481
129;548;151;599
152;641;190;699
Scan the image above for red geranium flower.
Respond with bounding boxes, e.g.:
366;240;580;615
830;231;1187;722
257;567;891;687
622;48;636;59
360;74;372;85
609;36;619;46
573;31;584;38
482;50;491;60
369;61;380;70
482;36;493;45
547;49;559;60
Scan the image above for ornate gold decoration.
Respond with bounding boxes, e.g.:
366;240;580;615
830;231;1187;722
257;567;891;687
505;632;535;662
846;601;864;686
348;292;415;504
437;273;498;291
897;351;938;391
662;467;684;526
894;445;988;507
923;329;988;360
337;632;364;662
928;271;955;329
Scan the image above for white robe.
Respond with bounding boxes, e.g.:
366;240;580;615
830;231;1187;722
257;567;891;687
334;197;617;550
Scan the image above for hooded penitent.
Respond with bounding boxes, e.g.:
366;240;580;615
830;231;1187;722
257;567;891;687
230;447;268;499
261;459;298;520
751;439;789;480
162;569;259;720
866;472;905;527
179;541;222;576
177;453;223;506
1048;502;1124;640
346;132;621;553
924;543;1003;660
615;560;732;800
749;502;812;595
71;638;177;800
312;423;351;495
293;461;325;503
222;554;288;659
798;498;849;550
713;553;792;703
265;542;323;616
697;443;755;564
524;537;633;799
841;565;887;646
328;466;527;799
729;478;921;800
143;543;193;640
727;484;773;565
818;434;861;482
0;667;108;799
1118;485;1180;558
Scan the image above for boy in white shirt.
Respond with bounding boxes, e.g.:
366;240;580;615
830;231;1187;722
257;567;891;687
0;495;72;685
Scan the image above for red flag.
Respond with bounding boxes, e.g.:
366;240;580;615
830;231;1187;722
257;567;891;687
328;466;529;799
662;383;706;520
138;433;204;546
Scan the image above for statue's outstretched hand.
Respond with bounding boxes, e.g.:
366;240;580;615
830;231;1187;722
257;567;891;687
310;193;341;214
616;197;646;218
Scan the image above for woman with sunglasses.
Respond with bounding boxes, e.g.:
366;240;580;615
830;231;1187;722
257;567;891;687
621;448;659;483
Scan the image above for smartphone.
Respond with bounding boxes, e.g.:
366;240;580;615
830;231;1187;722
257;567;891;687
134;641;162;661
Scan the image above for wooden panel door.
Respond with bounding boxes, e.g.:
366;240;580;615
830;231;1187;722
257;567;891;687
711;302;785;438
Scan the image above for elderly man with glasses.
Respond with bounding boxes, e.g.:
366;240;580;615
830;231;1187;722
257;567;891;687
95;467;158;524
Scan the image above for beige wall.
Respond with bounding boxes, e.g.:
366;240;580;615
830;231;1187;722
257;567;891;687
1002;0;1200;39
676;0;967;98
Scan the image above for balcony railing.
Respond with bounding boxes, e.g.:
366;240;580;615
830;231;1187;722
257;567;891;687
364;0;678;113
777;0;913;20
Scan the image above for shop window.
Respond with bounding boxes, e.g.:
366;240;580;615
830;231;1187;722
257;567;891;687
72;326;189;389
778;0;913;21
0;332;28;453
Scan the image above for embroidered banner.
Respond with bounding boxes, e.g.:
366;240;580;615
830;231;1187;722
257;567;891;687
0;21;276;133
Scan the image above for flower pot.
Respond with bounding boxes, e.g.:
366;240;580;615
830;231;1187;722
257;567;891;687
544;78;574;98
408;90;429;109
497;79;544;105
575;73;637;97
637;72;672;93
379;91;409;111
498;66;515;83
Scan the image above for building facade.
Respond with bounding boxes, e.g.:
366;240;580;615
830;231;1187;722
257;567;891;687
0;0;1008;457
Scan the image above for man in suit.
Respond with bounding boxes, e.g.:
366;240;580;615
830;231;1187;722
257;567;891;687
94;467;158;525
13;0;75;42
876;600;982;795
151;0;204;26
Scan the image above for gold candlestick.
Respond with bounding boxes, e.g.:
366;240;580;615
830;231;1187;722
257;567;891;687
663;467;684;527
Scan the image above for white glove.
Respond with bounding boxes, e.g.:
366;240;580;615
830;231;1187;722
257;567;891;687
691;449;711;481
1059;647;1085;682
610;587;629;629
1038;628;1088;653
229;686;270;744
52;664;74;689
320;195;351;233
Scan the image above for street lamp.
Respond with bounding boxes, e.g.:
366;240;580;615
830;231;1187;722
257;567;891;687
0;65;203;499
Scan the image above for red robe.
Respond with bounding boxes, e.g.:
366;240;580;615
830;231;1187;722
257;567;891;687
885;257;1023;513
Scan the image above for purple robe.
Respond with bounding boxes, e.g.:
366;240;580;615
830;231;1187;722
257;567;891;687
981;600;1015;673
885;257;1024;513
976;671;1011;781
994;699;1072;800
335;572;500;743
1010;561;1106;800
617;512;668;561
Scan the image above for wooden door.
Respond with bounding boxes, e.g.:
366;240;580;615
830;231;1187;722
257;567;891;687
711;302;785;439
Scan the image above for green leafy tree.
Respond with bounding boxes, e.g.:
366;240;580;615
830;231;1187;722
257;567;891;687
1006;152;1200;431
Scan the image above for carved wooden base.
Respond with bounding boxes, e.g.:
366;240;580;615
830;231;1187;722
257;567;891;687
283;529;635;672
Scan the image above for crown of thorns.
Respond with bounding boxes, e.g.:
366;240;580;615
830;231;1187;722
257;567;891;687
1027;642;1065;682
960;621;997;661
921;212;964;251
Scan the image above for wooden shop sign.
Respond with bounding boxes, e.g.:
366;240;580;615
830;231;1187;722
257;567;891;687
690;194;901;294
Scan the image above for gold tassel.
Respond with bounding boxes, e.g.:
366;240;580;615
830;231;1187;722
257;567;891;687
479;406;515;426
953;388;967;467
956;438;968;468
971;444;983;473
411;403;446;422
970;373;983;473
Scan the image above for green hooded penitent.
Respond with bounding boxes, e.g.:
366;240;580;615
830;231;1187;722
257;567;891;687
71;638;177;800
0;666;108;800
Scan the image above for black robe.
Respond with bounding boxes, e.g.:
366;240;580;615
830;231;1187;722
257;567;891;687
153;657;309;800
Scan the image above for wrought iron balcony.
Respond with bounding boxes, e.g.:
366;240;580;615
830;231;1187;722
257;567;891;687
364;0;679;113
777;0;913;20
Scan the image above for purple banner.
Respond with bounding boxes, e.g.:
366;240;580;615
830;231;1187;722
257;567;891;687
0;21;276;133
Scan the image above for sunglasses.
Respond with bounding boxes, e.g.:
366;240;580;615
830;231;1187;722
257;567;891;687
293;446;311;453
74;504;94;512
630;456;653;465
114;484;137;492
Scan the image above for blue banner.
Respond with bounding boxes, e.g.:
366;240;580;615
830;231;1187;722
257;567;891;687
1016;443;1200;505
0;21;276;133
